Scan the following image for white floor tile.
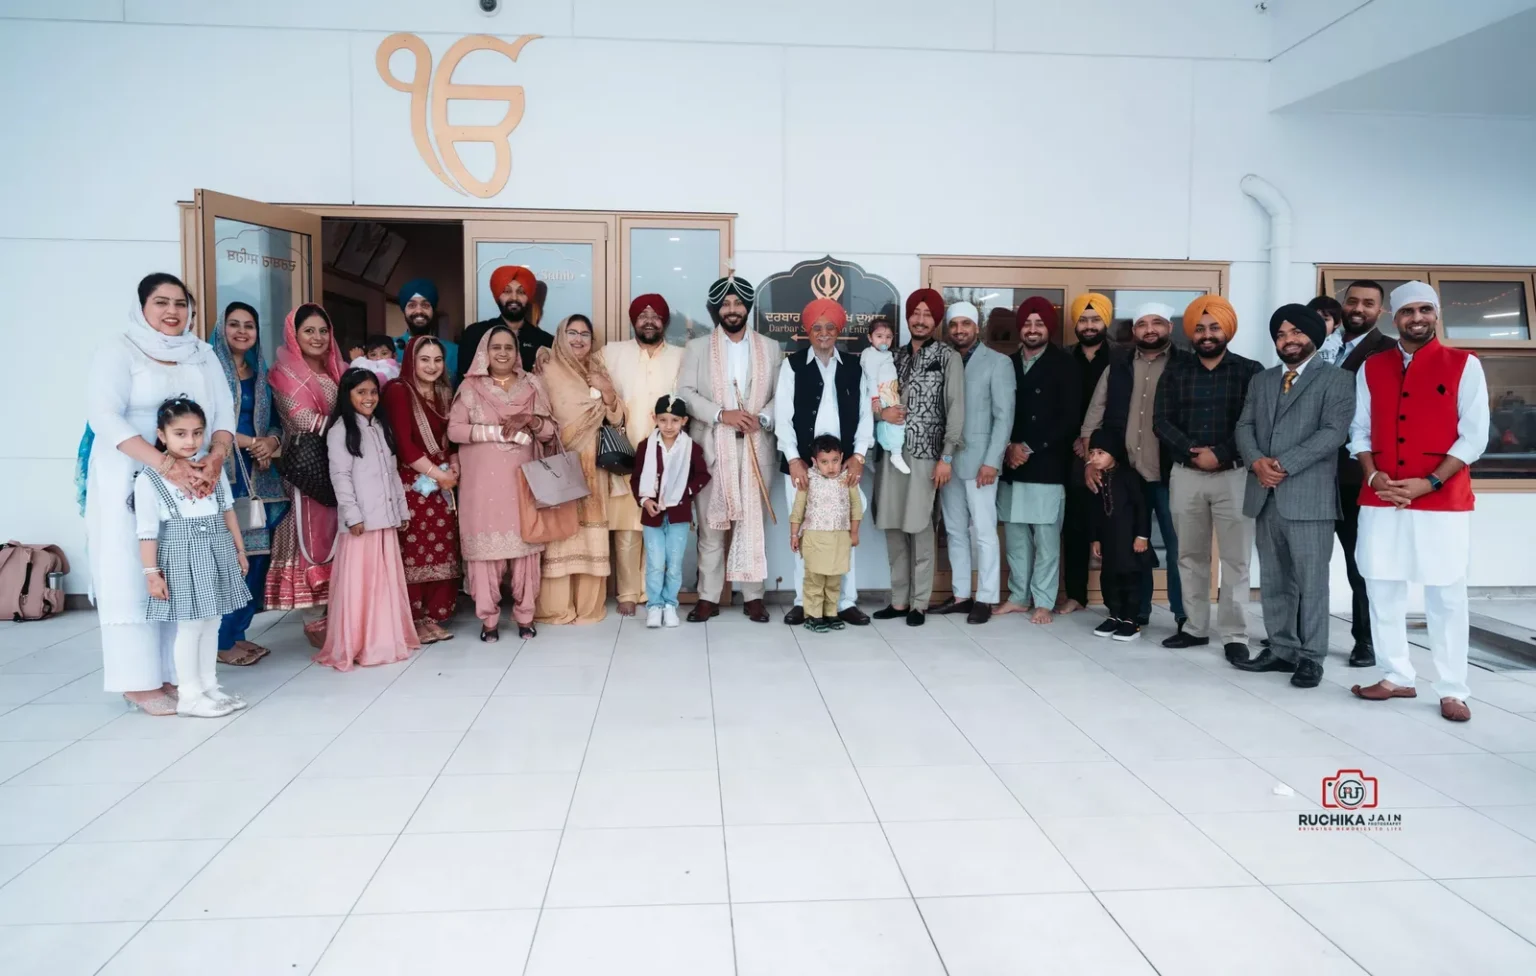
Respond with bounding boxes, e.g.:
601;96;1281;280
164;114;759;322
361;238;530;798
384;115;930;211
1186;811;1424;885
0;703;125;741
991;760;1176;817
884;818;1086;896
350;695;485;733
314;910;538;976
0;921;140;976
354;830;560;913
0;740;70;782
567;769;721;828
719;766;875;825
215;697;371;738
158;834;393;919
1037;814;1256;891
1100;886;1367;976
6;736;201;785
98;916;344;975
918;893;1157;976
376;665;507;699
725;823;908;902
1367;806;1536;878
406;772;576;832
1276;880;1536;975
734;899;947;976
0;673;76;705
0;782;137;844
242;775;434;837
0;839;222;923
1121;756;1318;814
0;843;52;884
1251;754;1460;809
1385;751;1536;806
74;777;288;842
1479;804;1536;842
526;904;735;976
857;764;1026;821
1441;876;1536;944
495;664;608;696
581;720;718;772
300;730;463;778
545;826;727;907
152;733;335;783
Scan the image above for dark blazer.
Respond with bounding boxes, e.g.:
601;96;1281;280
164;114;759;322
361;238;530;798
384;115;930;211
1001;343;1081;486
1334;328;1396;488
1235;359;1356;521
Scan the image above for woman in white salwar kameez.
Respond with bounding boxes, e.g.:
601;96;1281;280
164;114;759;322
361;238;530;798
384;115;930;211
85;274;236;715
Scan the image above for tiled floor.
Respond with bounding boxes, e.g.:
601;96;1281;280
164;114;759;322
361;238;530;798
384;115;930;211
3;600;1536;975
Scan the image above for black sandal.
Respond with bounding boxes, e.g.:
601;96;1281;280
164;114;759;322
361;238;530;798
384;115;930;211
479;627;499;643
518;624;537;639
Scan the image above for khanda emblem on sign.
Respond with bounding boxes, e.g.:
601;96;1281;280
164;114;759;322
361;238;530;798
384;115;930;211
376;33;540;198
810;266;846;303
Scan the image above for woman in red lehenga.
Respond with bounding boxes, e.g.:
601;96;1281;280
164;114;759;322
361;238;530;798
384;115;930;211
265;304;344;647
381;336;463;643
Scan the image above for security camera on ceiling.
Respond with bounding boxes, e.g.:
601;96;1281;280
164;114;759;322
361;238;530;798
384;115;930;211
479;0;500;15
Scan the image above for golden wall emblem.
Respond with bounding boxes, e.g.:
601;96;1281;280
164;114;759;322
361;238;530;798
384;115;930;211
810;266;845;302
376;32;540;198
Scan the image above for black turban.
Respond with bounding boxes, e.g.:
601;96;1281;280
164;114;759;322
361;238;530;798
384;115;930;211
1269;303;1326;350
706;275;755;324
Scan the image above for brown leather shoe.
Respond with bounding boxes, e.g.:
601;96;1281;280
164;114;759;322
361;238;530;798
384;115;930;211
687;600;718;623
1351;681;1418;701
743;599;770;623
1440;697;1471;722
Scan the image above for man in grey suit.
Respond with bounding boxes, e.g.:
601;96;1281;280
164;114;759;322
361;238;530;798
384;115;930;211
931;301;1014;624
1233;304;1356;688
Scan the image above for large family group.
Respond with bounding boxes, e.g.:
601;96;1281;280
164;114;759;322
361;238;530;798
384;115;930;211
82;268;1488;722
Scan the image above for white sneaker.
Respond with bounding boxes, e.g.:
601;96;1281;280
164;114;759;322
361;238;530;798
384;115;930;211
662;605;680;628
646;606;664;629
177;692;236;718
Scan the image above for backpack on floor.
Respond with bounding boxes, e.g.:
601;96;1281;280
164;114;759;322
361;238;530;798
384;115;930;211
0;541;70;621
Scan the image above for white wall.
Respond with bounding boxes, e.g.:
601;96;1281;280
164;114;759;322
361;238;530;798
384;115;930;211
2;0;1534;595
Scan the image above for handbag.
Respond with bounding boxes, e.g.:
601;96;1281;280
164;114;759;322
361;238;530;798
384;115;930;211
596;423;635;475
272;430;337;509
519;432;591;509
516;433;582;544
231;448;267;532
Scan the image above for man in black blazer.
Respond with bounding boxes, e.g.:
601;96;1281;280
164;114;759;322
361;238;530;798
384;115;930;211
996;301;1082;623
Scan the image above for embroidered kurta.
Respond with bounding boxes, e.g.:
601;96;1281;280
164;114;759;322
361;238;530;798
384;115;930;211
791;472;865;577
601;339;685;533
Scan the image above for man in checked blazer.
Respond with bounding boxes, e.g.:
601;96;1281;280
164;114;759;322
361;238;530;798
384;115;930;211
1232;304;1356;688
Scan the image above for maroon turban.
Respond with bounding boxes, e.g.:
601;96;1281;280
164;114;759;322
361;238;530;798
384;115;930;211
1016;296;1060;339
629;293;671;325
489;265;536;300
801;298;847;331
905;288;944;325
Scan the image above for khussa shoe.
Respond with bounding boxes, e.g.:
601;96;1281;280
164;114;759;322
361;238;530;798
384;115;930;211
1093;618;1121;638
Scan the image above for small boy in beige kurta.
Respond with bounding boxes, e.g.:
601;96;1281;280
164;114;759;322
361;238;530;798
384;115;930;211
790;435;864;633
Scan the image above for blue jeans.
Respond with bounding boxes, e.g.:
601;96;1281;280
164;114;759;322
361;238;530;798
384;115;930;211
643;517;690;608
1140;481;1186;623
218;553;271;650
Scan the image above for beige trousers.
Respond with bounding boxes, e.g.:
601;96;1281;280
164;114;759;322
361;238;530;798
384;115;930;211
613;530;646;604
696;524;765;603
1170;465;1251;643
886;527;936;612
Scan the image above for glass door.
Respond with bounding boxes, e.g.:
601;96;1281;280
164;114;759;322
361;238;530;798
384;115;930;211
194;190;323;363
462;218;612;347
619;216;732;347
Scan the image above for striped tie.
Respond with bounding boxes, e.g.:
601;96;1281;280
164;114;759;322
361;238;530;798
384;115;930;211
1282;369;1298;394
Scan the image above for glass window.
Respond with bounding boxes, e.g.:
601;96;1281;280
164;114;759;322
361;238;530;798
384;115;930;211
1091;287;1209;353
473;241;593;328
212;216;309;366
940;287;1064;356
1478;352;1536;479
1441;280;1531;341
628;227;721;346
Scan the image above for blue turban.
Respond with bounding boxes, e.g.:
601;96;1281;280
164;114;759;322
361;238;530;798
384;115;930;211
397;278;439;311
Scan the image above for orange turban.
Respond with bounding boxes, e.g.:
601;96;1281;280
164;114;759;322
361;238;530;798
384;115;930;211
489;265;536;300
1183;295;1237;338
801;298;847;331
1068;293;1113;328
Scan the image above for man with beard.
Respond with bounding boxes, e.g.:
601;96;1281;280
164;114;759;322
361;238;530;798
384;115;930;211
930;301;1013;625
392;278;459;384
1325;280;1396;667
775;299;873;628
1059;293;1114;615
874;289;965;627
1232;305;1355;688
678;275;778;623
1083;304;1188;638
602;294;685;618
458;265;551;378
1350;283;1489;722
1153;296;1261;659
992;298;1077;624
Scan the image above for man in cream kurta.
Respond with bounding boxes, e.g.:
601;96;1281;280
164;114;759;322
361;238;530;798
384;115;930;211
602;293;685;616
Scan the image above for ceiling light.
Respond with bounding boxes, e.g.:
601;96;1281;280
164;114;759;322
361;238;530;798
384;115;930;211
1484;311;1520;319
673;267;683;272
668;237;681;242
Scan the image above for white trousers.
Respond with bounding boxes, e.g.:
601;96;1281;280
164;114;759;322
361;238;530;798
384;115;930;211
1365;577;1471;702
938;478;1001;603
785;473;860;611
173;617;222;700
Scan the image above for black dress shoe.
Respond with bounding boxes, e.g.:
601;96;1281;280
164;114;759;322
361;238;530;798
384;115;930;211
872;605;907;620
906;609;926;627
1291;659;1323;688
966;602;992;625
1161;631;1209;649
783;605;806;626
1223;642;1250;665
839;606;871;626
929;596;972;616
1348;643;1376;668
1232;649;1297;673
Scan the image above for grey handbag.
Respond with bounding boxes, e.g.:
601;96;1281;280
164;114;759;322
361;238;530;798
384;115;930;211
519;432;592;509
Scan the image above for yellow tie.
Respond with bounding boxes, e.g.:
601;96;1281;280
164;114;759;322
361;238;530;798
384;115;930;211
1282;369;1298;394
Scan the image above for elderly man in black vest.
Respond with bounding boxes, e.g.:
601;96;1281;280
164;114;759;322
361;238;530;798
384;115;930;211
774;298;873;626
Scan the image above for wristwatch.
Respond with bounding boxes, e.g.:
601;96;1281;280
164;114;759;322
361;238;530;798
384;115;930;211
1427;474;1444;492
941;454;953;464
852;453;866;464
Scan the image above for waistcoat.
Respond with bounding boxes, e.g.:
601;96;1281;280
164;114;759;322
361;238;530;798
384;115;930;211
802;473;851;532
896;340;954;459
1358;339;1474;512
787;348;862;462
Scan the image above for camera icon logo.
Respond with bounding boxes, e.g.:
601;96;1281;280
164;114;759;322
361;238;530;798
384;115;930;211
1322;769;1378;810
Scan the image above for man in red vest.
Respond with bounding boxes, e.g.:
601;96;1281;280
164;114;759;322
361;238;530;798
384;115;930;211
1349;282;1490;722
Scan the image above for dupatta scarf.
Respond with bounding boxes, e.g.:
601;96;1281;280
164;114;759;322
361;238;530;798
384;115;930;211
394;335;453;460
455;326;552;438
536;316;625;520
268;303;344;561
211;316;285;502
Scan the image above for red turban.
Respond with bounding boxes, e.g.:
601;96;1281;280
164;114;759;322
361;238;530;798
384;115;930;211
489;265;535;300
1016;296;1060;338
629;293;671;325
905;288;944;325
801;298;847;331
1182;295;1238;338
